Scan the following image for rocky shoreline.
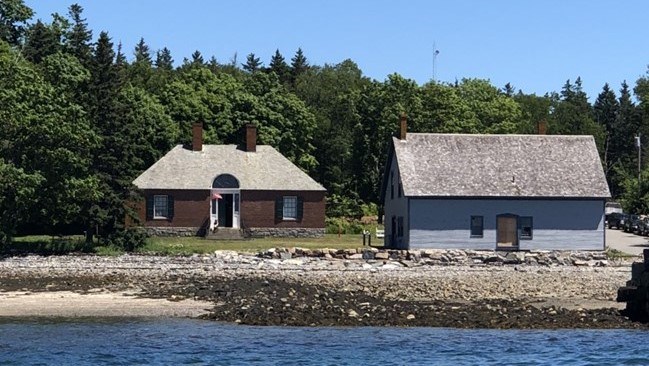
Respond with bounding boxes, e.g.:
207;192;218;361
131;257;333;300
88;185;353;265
0;251;646;329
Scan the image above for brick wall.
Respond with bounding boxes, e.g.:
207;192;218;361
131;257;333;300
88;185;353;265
241;190;325;229
136;189;210;229
136;189;325;231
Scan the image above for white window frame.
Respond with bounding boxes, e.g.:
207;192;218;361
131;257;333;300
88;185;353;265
153;195;168;219
283;196;297;220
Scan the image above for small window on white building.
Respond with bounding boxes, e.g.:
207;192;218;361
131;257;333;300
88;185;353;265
519;216;533;240
470;216;483;238
154;195;169;219
283;196;297;220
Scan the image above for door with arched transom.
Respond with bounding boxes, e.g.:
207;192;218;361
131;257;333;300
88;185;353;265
210;174;240;231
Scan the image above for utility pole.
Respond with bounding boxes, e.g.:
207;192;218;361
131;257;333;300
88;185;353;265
636;134;642;182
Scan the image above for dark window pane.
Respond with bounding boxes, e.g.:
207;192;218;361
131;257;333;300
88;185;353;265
520;216;533;239
470;216;483;237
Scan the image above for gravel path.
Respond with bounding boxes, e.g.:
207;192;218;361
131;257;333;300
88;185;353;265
0;253;643;328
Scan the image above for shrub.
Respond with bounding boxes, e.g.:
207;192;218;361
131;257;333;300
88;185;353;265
326;217;378;235
102;228;147;252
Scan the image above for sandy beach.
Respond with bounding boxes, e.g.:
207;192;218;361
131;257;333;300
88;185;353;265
0;252;645;328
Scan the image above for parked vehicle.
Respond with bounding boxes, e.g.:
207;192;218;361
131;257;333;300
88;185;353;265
607;212;627;229
624;215;640;233
639;217;649;236
605;201;624;215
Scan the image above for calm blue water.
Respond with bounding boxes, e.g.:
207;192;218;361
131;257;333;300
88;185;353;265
0;318;648;365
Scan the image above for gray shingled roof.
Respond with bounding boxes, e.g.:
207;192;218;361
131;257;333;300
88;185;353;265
133;145;326;191
393;134;610;198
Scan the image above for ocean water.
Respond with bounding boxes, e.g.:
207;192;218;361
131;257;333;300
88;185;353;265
0;318;648;365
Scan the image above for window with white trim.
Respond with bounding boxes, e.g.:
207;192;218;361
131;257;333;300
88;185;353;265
283;196;297;220
154;195;169;219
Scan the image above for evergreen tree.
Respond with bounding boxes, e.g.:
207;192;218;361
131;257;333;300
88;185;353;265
22;20;59;63
290;47;309;85
114;41;127;69
65;3;92;66
133;37;151;64
0;0;33;46
503;82;515;97
155;47;173;71
242;52;261;73
129;37;153;88
593;83;619;186
268;49;290;84
190;50;204;65
86;31;122;243
608;81;641;196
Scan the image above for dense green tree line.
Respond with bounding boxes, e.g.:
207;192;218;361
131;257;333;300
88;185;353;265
2;1;649;245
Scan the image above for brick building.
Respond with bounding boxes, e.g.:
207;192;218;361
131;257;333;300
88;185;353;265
133;123;326;238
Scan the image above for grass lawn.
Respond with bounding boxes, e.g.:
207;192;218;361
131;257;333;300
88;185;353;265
6;234;377;256
141;234;371;255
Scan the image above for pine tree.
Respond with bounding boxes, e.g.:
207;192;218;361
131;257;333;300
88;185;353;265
155;47;173;71
133;37;151;64
129;37;153;88
290;47;309;85
115;41;127;69
607;81;641;196
242;52;261;73
22;20;59;63
65;3;92;66
86;31;121;243
268;49;290;84
191;50;204;65
593;83;619;184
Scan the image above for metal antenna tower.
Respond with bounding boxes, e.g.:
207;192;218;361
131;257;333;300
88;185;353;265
433;42;440;83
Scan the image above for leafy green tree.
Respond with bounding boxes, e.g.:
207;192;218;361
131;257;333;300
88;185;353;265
420;81;478;133
39;51;90;99
454;78;521;133
0;40;98;237
512;92;553;134
0;0;33;46
0;160;42;245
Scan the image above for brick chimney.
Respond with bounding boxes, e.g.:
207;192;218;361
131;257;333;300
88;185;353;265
537;120;547;135
399;114;407;140
245;124;257;152
192;122;203;151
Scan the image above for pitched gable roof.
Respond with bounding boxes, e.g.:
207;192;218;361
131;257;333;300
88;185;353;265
133;145;326;191
391;134;610;198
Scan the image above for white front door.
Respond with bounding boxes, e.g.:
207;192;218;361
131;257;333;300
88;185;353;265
232;193;240;229
210;190;240;230
210;198;218;231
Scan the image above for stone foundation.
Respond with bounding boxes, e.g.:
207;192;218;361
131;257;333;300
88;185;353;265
244;227;325;238
145;227;202;237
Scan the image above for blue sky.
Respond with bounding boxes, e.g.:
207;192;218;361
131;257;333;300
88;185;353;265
26;0;649;100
